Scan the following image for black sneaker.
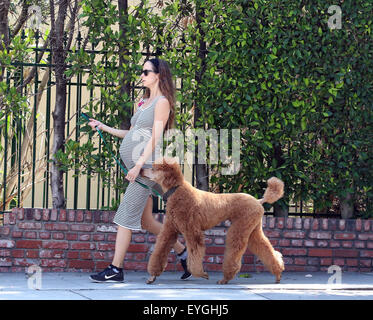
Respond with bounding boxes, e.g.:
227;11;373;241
178;248;192;280
89;264;124;283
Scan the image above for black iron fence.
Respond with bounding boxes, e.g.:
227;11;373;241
0;29;195;225
0;30;340;227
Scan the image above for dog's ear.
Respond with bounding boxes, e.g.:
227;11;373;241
162;167;179;188
159;161;183;188
152;157;183;188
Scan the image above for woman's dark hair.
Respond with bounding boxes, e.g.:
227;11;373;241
143;58;175;131
149;58;160;73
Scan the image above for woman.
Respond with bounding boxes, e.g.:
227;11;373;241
88;58;190;282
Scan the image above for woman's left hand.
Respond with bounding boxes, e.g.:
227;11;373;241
126;165;142;183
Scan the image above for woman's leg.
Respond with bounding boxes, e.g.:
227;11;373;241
111;196;184;269
111;225;132;268
90;224;131;282
141;196;185;254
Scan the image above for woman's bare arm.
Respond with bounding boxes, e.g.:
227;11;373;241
88;119;132;138
100;124;130;139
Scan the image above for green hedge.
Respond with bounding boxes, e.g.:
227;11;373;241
63;0;372;217
174;0;372;218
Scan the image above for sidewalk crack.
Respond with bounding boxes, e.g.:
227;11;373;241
70;289;92;300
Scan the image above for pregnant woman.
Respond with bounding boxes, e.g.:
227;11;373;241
89;58;190;282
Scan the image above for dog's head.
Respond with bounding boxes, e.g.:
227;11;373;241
143;157;184;190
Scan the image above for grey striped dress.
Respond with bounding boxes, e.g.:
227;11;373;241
113;95;165;231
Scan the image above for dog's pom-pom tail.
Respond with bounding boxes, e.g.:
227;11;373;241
260;177;284;204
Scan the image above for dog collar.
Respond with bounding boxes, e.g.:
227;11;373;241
163;185;179;204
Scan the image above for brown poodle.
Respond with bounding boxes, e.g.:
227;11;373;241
143;157;285;284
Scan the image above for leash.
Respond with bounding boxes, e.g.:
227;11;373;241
80;112;163;199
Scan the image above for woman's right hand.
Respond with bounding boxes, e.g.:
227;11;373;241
88;118;104;131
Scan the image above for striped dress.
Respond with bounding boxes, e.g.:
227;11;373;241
113;95;165;231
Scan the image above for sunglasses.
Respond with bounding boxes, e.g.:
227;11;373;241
140;69;158;76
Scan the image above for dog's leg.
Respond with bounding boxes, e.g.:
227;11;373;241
147;218;178;283
218;221;253;285
247;224;285;283
184;231;209;280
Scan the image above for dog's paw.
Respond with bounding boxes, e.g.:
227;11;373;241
217;279;228;285
202;272;209;280
146;275;157;284
275;275;281;284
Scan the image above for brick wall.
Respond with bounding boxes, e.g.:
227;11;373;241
1;208;372;273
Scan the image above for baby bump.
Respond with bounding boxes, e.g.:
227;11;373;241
119;129;160;169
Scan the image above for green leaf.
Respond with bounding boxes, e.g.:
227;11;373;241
264;141;273;148
301;117;307;131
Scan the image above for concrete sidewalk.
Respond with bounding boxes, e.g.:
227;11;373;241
0;271;373;300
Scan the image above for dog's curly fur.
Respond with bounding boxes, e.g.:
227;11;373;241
145;157;285;284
